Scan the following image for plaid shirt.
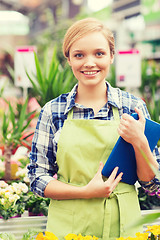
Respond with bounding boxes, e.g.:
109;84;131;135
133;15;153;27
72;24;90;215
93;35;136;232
28;82;160;197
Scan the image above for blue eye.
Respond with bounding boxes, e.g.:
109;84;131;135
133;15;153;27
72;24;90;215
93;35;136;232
75;53;83;58
96;52;104;57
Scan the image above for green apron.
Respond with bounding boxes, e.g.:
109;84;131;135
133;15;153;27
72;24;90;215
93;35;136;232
47;107;142;240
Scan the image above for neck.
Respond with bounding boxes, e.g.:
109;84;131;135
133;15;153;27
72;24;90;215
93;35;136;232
75;81;108;114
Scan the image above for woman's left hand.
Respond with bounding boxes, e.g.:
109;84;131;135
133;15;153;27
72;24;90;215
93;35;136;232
117;107;146;147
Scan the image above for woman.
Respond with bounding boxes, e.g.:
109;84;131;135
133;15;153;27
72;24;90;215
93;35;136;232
28;18;160;240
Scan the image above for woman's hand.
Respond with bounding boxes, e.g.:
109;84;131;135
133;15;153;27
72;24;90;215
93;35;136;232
117;107;146;147
83;162;123;199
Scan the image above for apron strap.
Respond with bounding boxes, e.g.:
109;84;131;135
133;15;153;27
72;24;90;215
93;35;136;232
102;193;126;239
112;107;120;121
67;109;74;120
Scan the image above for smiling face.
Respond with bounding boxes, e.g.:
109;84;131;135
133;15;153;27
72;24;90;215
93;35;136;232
67;31;114;88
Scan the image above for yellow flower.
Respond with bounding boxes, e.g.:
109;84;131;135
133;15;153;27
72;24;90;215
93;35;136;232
64;234;99;240
65;233;79;240
126;237;137;240
135;232;149;240
146;225;160;236
44;231;59;240
36;232;58;240
36;232;44;240
116;237;127;240
92;236;99;240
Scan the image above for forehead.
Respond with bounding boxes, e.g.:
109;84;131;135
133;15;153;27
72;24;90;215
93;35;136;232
70;31;109;52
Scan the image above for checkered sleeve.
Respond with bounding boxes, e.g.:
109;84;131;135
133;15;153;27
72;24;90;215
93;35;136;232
28;105;57;197
136;99;160;193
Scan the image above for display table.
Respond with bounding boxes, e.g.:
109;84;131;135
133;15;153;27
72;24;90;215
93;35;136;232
0;213;47;240
0;210;159;240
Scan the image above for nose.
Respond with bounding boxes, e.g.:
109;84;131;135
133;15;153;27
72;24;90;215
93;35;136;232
83;56;96;68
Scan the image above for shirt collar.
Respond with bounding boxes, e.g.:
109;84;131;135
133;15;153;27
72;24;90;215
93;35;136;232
64;82;122;115
64;84;78;115
107;82;122;109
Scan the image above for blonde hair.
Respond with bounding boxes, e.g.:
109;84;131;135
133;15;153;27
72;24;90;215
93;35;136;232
63;18;115;59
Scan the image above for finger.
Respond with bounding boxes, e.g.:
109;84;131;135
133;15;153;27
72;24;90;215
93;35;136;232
98;161;104;173
121;113;130;121
110;172;123;191
107;167;119;182
134;107;145;123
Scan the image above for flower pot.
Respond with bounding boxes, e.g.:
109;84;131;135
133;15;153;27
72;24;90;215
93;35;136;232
0;214;21;219
28;211;44;216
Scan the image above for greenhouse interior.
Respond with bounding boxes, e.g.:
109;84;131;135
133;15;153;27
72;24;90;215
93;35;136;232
0;0;160;239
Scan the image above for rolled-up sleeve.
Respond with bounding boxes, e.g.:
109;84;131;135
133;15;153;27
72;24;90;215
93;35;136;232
28;106;57;197
136;99;160;192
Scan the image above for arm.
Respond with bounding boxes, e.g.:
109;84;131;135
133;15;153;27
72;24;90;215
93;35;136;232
118;107;159;182
44;162;123;200
28;106;58;197
29;105;123;200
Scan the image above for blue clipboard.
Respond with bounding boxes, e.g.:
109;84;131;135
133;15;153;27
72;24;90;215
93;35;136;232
102;113;160;185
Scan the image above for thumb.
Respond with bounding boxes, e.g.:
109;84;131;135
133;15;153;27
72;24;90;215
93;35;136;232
135;107;145;123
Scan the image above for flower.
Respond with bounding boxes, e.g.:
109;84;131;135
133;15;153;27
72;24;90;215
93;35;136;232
16;166;30;182
135;232;149;240
0;181;28;220
0;181;8;188
116;225;160;240
35;232;99;240
36;231;58;240
145;225;160;237
65;233;78;240
65;234;99;240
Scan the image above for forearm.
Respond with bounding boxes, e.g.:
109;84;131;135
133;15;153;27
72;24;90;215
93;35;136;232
133;135;159;181
44;163;123;200
44;179;87;200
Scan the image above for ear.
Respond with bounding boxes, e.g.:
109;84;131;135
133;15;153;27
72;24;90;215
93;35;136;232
67;57;71;66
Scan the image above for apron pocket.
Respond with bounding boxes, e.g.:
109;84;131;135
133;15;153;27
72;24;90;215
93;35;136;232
47;201;74;239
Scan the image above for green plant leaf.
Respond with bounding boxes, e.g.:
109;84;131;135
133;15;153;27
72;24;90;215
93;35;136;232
2;113;9;141
0;232;16;240
17;98;28;133
34;51;44;89
21;229;42;240
8;102;16;129
128;212;160;229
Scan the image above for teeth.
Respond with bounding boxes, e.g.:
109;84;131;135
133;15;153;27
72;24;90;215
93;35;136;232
83;71;97;75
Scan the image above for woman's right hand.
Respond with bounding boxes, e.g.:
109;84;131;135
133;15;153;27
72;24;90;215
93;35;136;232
83;162;123;199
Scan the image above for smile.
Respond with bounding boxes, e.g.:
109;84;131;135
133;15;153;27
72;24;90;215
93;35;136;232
81;71;100;75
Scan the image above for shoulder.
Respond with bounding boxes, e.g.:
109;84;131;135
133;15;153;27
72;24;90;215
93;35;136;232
40;93;69;119
108;83;149;117
120;88;149;117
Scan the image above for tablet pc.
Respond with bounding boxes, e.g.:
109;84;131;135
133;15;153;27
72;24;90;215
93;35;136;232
102;113;160;185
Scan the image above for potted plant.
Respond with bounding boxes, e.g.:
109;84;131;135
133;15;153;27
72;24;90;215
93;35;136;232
24;191;50;216
0;98;36;181
138;186;160;210
27;46;76;108
0;181;28;220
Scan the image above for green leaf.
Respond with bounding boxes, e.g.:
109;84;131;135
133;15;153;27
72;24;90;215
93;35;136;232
8;102;16;128
17;98;28;132
48;45;58;81
21;229;42;240
0;232;16;240
26;71;39;93
34;51;44;89
2;113;9;140
128;212;160;229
